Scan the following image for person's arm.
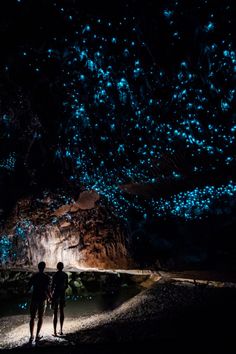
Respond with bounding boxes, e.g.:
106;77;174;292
65;273;69;289
26;275;34;294
51;274;56;295
46;275;52;301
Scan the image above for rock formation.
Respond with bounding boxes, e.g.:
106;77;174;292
0;190;134;270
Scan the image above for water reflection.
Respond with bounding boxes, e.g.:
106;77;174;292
0;284;140;318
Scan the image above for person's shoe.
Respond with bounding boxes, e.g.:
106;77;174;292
59;331;64;336
29;336;34;342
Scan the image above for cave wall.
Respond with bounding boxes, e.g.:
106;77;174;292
0;190;134;270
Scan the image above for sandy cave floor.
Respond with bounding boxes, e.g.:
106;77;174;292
0;278;236;352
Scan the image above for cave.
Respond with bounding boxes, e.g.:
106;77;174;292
0;0;235;352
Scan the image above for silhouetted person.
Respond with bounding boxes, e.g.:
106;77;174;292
51;262;68;336
27;261;50;342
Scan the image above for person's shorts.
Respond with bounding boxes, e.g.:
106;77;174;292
51;295;66;309
30;300;46;318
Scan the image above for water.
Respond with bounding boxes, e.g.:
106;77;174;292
0;284;140;318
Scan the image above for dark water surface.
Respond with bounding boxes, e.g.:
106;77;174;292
0;284;140;318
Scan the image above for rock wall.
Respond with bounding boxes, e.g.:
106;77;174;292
0;190;134;270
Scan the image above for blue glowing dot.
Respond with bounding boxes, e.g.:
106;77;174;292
163;9;173;18
221;100;230;111
85;25;91;32
65;150;71;157
205;22;215;32
223;50;230;57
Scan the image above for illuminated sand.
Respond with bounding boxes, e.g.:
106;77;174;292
0;314;109;349
0;290;147;349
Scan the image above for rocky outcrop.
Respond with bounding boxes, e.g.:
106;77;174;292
0;191;134;270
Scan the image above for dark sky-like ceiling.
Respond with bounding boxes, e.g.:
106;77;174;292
0;0;235;223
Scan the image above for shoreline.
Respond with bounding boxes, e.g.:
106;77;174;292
1;279;235;350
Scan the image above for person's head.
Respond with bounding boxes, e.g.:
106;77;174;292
57;262;64;271
38;261;46;272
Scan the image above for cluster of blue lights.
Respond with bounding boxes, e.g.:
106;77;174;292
18;301;28;310
0;191;75;264
0;235;12;264
15;220;34;240
152;181;236;219
0;153;16;172
1;0;235;223
42;5;235;221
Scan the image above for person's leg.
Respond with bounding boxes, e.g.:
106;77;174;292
30;317;35;340
36;302;45;339
53;302;58;336
59;303;65;335
29;302;37;340
36;316;43;338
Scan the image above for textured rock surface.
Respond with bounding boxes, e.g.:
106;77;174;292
0;191;134;269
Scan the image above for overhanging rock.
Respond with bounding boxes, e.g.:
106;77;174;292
0;190;134;270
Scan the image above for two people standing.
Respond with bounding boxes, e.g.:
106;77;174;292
27;261;68;342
